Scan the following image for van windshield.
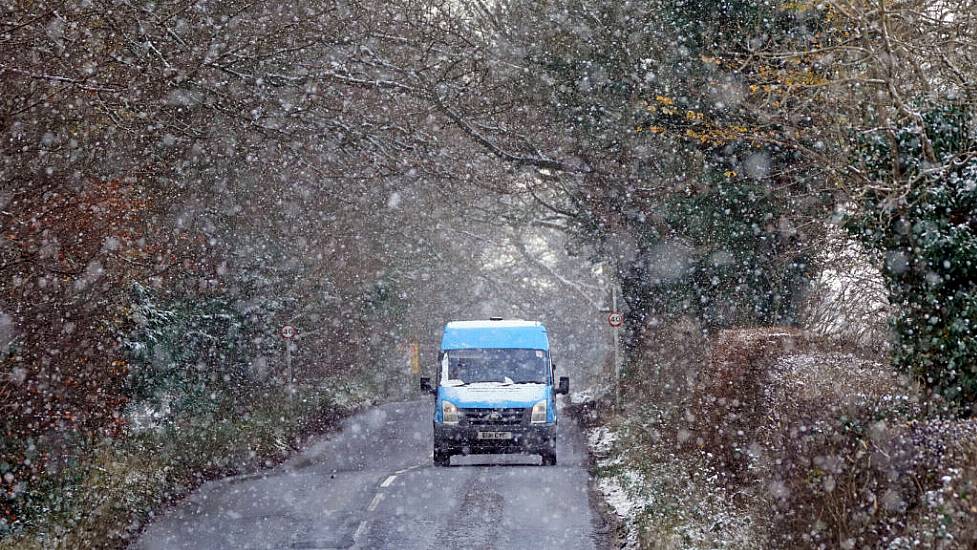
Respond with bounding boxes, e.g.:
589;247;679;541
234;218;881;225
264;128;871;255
442;348;549;385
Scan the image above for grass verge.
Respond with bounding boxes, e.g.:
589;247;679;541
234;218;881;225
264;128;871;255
585;327;977;549
1;382;368;550
581;400;763;550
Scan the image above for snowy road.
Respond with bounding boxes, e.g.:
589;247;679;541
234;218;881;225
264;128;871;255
134;400;602;550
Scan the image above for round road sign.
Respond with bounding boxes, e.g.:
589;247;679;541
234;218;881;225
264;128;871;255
280;325;297;339
607;312;624;328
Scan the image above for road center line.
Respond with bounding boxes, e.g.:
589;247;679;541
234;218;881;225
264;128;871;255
380;475;397;487
394;463;424;475
353;520;368;539
367;493;384;511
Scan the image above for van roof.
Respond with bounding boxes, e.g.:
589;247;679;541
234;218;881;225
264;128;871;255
440;319;549;351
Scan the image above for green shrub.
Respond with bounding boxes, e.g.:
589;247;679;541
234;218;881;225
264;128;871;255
656;177;813;328
847;105;977;412
124;283;259;412
0;385;347;549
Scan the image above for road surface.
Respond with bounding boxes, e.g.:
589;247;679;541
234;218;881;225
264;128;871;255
134;399;603;550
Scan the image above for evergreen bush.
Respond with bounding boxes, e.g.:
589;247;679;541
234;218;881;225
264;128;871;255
848;105;977;411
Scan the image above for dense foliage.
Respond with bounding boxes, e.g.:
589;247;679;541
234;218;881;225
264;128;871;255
849;106;977;411
489;0;832;343
655;177;812;327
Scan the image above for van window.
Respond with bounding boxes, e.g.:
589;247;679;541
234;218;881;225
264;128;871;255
442;348;549;385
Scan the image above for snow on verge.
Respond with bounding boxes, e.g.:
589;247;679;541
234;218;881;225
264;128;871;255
587;423;764;549
587;426;646;550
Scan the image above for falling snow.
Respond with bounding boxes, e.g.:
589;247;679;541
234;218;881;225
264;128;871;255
3;0;977;549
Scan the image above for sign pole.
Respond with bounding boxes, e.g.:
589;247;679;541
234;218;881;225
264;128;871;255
281;324;297;400
612;288;620;410
286;342;293;400
601;287;624;412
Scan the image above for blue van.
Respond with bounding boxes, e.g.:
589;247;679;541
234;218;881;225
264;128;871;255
420;319;569;466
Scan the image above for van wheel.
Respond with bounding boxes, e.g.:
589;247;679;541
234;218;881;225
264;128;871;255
433;450;451;467
541;451;557;466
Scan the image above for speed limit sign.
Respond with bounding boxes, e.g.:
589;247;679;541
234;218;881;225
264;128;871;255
607;312;624;328
280;325;297;339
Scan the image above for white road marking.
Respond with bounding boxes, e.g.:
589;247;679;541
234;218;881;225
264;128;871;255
394;464;424;475
380;475;396;488
367;493;384;511
353;520;368;539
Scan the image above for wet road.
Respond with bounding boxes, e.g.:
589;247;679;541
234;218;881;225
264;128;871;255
134;399;601;550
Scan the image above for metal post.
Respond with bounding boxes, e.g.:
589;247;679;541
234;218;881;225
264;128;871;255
286;341;293;400
612;287;620;410
599;282;624;412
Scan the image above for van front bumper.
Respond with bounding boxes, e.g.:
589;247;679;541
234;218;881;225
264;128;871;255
434;424;556;455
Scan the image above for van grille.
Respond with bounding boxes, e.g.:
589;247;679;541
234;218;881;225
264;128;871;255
462;407;526;426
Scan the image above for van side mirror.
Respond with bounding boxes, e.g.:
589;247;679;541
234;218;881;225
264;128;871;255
420;377;435;395
556;376;569;395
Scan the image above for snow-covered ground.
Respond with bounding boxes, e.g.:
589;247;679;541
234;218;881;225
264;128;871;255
587;426;644;550
586;422;762;549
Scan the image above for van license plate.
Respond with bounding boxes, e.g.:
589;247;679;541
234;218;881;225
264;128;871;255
477;431;512;440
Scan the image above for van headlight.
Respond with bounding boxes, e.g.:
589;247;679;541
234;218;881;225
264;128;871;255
531;400;548;424
442;401;460;425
